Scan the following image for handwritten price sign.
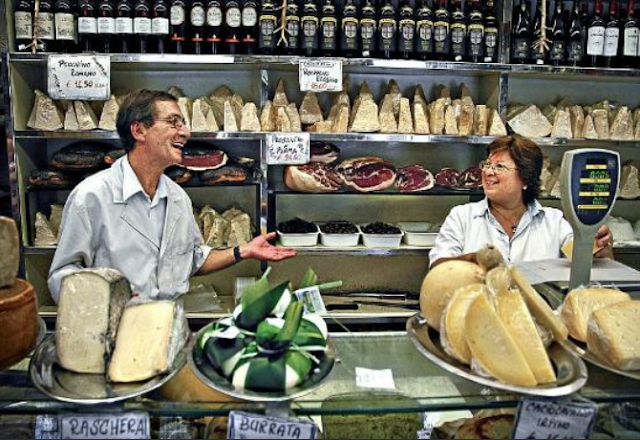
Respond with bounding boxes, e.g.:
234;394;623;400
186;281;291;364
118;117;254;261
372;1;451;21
266;133;310;165
48;55;111;100
299;59;342;93
513;397;597;439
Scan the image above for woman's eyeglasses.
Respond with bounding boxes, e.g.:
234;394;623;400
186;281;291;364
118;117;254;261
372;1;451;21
479;160;517;174
154;115;187;129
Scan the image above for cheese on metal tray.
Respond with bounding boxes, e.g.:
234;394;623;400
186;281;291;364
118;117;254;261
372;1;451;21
440;284;485;364
587;301;640;371
108;300;189;382
56;268;132;373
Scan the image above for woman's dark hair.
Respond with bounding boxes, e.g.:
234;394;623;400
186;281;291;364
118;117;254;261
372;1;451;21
116;89;177;153
486;135;543;204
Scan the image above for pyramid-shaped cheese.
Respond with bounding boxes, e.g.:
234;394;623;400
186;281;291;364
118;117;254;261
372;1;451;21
240;102;261;131
74;101;99;131
299;92;324;125
98;95;120;131
473;105;489;136
398;98;413;134
413;102;430;134
64;103;80;130
582;114;599;139
261;100;276;131
379;94;398;133
30;90;64;131
551;109;572;139
488;109;507;136
508;105;552;138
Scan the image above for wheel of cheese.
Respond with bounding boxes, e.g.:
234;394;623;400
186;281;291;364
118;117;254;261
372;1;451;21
0;279;38;371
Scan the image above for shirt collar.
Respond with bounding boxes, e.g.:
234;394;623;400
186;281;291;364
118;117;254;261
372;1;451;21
121;155;168;204
473;197;544;218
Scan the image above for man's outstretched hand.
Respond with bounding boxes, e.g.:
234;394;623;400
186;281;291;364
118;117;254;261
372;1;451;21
241;232;297;261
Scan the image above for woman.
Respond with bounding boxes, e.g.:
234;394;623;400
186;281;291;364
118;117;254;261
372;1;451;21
429;135;614;267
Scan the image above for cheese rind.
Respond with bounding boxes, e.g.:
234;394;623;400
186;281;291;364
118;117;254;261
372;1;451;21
560;287;631;342
0;217;20;288
587;301;640;371
108;301;189;382
440;283;486;364
56;269;132;374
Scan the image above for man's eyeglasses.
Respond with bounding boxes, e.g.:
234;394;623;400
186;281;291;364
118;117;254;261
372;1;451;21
479;160;517;174
154;115;187;129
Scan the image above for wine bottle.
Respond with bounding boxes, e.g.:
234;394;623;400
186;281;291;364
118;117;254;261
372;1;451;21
621;0;639;67
320;0;337;56
483;0;498;62
603;0;620;67
359;0;376;57
530;0;545;64
433;0;450;60
466;0;483;62
224;0;242;54
168;0;186;53
549;0;567;65
115;0;134;53
190;0;206;54
398;0;415;59
259;0;277;54
55;0;77;53
285;0;301;55
511;0;531;63
206;0;223;53
36;0;56;51
98;0;117;53
240;0;258;54
415;0;434;60
586;0;605;67
340;0;359;57
78;0;98;52
450;0;466;61
15;0;34;52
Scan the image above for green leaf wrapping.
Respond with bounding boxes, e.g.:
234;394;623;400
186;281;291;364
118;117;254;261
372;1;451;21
240;276;271;309
285;351;313;382
235;281;291;332
203;333;248;376
299;268;318;289
198;317;234;350
234;354;287;392
293;315;328;350
255;301;304;352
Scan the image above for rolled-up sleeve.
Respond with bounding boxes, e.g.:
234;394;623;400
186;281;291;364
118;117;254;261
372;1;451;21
429;207;466;267
188;209;212;275
48;193;95;304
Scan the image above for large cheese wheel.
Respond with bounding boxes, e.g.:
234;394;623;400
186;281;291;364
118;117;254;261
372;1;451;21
0;279;38;370
420;261;485;330
560;287;631;342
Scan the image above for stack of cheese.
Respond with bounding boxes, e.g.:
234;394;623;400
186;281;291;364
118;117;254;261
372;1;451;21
560;286;640;371
56;268;189;382
420;252;569;387
197;270;329;392
193;205;253;249
508;97;640;140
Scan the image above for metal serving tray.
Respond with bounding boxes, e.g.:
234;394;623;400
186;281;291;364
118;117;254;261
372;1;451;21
189;324;336;402
561;338;640;382
407;314;588;397
29;335;187;405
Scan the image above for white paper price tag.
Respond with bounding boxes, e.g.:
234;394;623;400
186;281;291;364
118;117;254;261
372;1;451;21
355;367;396;390
48;55;111;101
294;286;327;315
227;410;319;439
58;412;150;439
299;58;342;92
513;397;597;439
266;133;310;165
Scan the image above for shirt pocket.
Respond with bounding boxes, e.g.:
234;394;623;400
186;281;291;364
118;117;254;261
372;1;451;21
170;242;194;293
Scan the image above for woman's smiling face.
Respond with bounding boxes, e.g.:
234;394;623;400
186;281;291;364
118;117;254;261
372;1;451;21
482;150;525;206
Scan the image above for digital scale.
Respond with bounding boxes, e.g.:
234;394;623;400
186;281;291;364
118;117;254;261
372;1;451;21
559;149;620;290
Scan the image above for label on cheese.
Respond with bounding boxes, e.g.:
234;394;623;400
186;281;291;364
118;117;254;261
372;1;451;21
227;411;319;439
48;55;111;101
513;397;597;440
299;58;342;92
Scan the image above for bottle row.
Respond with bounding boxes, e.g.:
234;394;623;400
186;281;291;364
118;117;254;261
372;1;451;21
512;0;640;68
13;0;499;62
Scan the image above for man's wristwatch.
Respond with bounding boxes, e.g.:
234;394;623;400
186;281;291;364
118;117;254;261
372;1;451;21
233;246;243;263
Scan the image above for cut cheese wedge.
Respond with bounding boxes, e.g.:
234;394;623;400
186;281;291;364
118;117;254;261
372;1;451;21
561;287;631;342
511;266;569;341
587;301;640;371
440;283;486;364
495;287;556;384
465;293;538;387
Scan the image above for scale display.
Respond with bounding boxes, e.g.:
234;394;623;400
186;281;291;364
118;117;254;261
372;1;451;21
568;153;620;226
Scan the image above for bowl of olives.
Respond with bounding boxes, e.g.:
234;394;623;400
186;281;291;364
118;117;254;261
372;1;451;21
277;218;320;247
360;222;403;249
319;221;361;247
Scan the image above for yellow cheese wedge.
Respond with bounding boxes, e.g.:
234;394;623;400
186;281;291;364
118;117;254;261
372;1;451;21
587;301;640;371
561;239;601;261
560;287;630;342
496;287;557;384
511;266;569;341
465;293;538;387
440;284;486;364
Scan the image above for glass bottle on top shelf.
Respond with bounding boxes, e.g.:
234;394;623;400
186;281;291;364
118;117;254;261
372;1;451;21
621;0;639;67
54;0;76;52
259;0;278;54
190;0;206;54
466;0;484;62
206;0;224;53
15;0;34;52
115;0;134;53
224;0;242;54
398;0;415;59
549;0;567;65
415;0;434;60
340;0;359;57
151;0;169;53
529;0;545;64
285;0;301;55
168;0;186;53
97;0;116;53
483;0;497;62
450;0;466;61
300;0;320;56
78;0;98;52
378;0;397;58
511;0;531;63
603;0;620;68
566;0;585;66
433;0;450;60
359;0;376;57
36;0;56;51
320;0;337;56
586;0;606;67
241;0;258;54
133;0;152;53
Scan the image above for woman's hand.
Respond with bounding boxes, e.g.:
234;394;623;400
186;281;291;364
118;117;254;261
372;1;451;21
241;232;298;262
594;224;614;259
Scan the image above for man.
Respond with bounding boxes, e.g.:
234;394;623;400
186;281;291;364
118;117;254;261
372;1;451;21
48;89;296;303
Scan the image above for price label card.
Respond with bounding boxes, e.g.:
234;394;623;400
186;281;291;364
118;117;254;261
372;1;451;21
266;133;310;165
355;367;396;390
227;410;319;439
59;412;150;439
48;55;111;101
299;58;342;92
294;286;327;315
513;397;597;439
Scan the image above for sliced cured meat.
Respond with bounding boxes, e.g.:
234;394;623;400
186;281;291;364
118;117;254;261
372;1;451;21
200;165;251;185
104;148;126;166
460;166;483;187
435;167;461;187
395;165;435;192
28;169;77;189
50;143;109;171
284;163;342;193
180;146;228;171
165;166;194;185
310;141;340;164
336;157;396;192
